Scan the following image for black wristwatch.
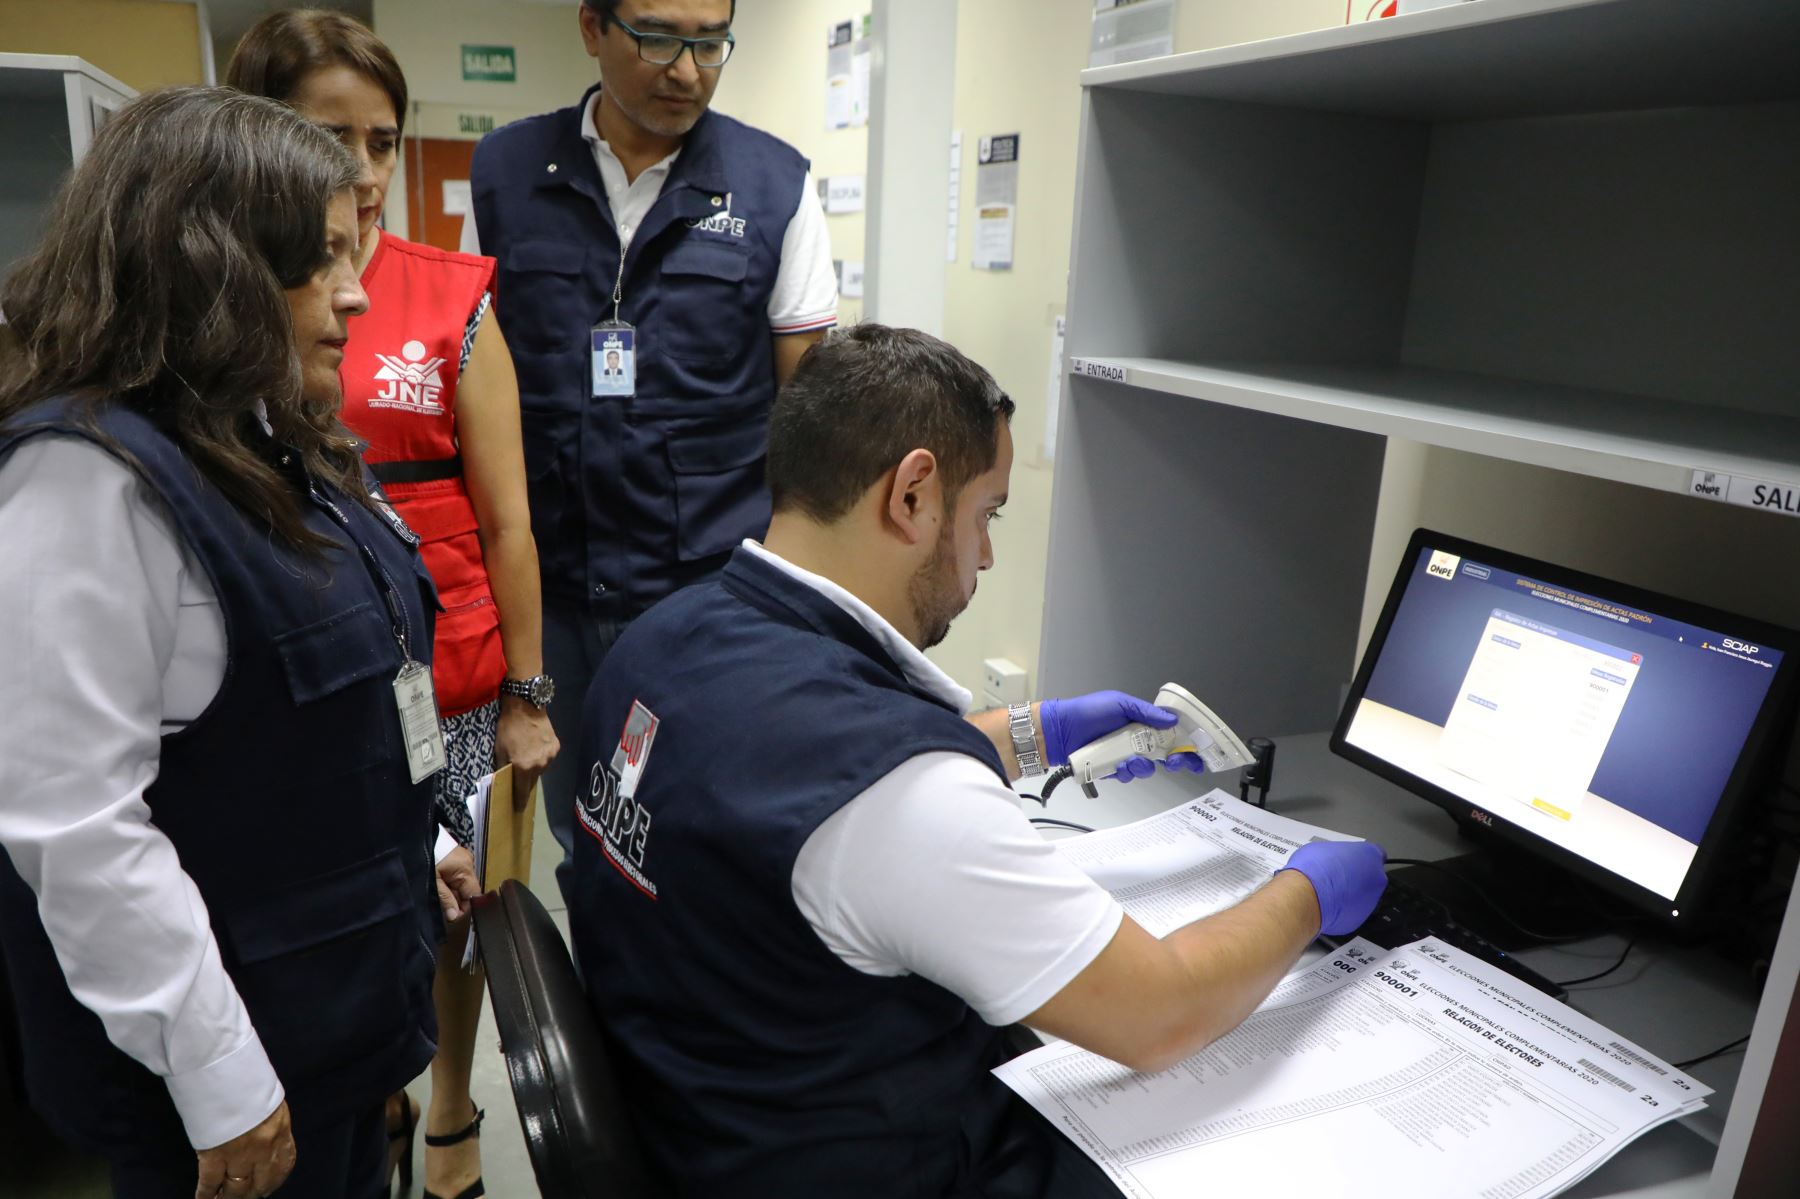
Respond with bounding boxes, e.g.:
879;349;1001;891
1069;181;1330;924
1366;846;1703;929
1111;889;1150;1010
498;673;556;710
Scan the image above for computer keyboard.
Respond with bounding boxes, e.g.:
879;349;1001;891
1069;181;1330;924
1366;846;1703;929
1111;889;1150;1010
1325;877;1569;1001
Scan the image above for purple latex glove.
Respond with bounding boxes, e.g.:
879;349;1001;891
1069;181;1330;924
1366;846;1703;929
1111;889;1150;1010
1278;841;1389;936
1039;691;1210;784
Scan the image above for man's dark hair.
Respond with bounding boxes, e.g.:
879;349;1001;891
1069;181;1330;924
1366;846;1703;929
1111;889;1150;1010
0;87;367;553
767;324;1015;524
583;0;738;28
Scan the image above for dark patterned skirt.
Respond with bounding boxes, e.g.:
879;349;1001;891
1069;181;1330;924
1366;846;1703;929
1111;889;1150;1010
432;699;499;850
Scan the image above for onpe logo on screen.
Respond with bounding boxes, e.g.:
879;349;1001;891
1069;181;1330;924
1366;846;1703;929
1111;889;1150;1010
1426;550;1461;581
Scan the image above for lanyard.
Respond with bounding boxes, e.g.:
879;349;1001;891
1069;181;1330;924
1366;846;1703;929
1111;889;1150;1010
312;483;417;662
609;245;627;325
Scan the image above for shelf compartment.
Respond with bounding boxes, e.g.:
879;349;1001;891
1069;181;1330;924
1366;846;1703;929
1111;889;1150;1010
1082;0;1800;122
1065;357;1800;502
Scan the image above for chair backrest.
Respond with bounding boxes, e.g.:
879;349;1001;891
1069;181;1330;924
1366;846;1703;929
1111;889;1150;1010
473;880;664;1198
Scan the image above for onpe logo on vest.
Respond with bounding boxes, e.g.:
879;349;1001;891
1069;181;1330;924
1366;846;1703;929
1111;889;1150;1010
686;191;747;238
578;700;661;898
371;340;447;414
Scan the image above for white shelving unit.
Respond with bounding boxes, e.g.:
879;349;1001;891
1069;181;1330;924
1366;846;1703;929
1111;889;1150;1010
1042;1;1800;1192
0;53;133;271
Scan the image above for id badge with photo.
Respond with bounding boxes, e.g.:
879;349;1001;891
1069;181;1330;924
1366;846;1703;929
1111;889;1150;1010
393;659;447;783
592;322;637;398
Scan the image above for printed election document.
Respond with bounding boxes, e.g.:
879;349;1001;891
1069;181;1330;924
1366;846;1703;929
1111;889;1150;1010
996;938;1709;1199
1409;938;1709;1115
1053;789;1360;937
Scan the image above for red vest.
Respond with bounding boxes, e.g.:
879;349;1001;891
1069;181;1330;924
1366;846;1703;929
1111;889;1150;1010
342;233;505;716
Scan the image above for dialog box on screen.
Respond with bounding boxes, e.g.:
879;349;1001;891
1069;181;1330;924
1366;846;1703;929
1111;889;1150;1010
1436;610;1641;824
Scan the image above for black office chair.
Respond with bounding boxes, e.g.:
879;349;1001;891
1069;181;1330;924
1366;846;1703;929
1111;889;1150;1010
472;880;664;1198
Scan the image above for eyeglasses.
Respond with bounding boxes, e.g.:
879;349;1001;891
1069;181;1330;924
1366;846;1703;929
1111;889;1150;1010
611;17;736;68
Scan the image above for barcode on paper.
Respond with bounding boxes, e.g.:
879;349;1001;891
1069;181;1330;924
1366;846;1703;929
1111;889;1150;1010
1606;1040;1670;1075
1579;1058;1637;1093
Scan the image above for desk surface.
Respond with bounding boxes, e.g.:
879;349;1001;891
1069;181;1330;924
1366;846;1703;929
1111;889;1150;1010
1027;732;1767;1198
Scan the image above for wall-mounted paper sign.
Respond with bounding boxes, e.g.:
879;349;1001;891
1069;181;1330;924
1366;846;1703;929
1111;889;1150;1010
442;179;472;217
973;133;1020;271
850;13;873;127
946;129;963;262
818;174;866;214
973;204;1015;271
1090;0;1176;67
838;259;865;299
826;20;854;130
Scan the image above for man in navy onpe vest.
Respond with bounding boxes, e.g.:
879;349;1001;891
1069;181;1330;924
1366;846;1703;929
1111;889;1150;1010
465;0;838;901
570;325;1391;1195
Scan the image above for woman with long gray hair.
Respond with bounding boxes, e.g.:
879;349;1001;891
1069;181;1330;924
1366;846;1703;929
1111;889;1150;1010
0;87;473;1198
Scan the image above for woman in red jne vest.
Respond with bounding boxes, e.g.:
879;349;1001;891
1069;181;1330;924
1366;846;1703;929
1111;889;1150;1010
230;13;559;1199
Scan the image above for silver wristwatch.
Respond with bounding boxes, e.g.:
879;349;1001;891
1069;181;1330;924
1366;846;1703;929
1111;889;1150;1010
499;673;556;710
1007;703;1044;778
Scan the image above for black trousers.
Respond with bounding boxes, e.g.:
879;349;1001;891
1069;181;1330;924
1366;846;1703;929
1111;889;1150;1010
107;1102;387;1199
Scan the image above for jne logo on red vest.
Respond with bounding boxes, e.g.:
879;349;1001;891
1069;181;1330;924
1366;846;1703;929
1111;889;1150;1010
370;339;447;415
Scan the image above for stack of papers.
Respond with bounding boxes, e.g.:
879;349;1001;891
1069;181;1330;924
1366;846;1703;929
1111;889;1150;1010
1052;788;1359;937
998;791;1709;1198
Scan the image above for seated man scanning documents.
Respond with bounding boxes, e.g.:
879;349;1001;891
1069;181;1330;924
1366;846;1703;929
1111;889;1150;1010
569;324;1390;1197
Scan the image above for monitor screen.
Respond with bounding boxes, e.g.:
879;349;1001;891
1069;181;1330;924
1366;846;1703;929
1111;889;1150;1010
1332;529;1797;924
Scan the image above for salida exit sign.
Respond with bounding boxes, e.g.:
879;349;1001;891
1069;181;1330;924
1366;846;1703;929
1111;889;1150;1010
462;45;516;82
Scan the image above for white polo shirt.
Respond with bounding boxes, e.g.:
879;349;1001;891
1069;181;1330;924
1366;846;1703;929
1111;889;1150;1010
745;541;1126;1028
461;90;839;337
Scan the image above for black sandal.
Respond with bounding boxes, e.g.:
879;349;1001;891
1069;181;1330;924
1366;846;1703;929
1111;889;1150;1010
387;1091;419;1196
422;1104;486;1199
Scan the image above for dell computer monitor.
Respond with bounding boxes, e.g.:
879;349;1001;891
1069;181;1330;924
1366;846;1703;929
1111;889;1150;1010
1331;529;1797;928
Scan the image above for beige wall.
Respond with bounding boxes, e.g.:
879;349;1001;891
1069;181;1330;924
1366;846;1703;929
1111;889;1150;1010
712;2;868;326
0;0;202;91
927;0;1346;696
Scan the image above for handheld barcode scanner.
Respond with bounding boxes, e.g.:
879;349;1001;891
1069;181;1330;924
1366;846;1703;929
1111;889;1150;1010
1065;683;1256;798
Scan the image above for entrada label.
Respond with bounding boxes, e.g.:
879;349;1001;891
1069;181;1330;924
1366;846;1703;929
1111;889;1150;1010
1074;359;1127;382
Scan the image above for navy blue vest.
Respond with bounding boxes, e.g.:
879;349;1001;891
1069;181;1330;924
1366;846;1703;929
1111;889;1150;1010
571;549;1059;1195
0;402;441;1154
471;88;810;619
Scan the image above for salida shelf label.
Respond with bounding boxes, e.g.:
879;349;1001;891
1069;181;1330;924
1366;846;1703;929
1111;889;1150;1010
1690;469;1800;519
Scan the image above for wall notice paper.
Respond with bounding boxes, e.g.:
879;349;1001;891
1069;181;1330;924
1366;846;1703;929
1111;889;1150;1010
1091;0;1177;68
947;130;964;262
997;934;1709;1199
972;133;1020;270
825;19;854;130
850;13;873;127
819;174;866;214
973;206;1015;272
1005;791;1709;1197
836;258;865;299
460;764;540;969
441;178;472;217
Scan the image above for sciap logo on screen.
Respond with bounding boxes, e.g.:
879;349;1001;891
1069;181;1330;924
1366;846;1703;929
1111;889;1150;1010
1426;550;1461;581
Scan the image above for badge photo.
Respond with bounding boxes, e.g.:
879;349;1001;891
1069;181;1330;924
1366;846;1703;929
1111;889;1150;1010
592;324;636;398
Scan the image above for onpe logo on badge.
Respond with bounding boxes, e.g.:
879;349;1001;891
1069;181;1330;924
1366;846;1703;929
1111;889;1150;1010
1426;550;1461;581
611;700;660;799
